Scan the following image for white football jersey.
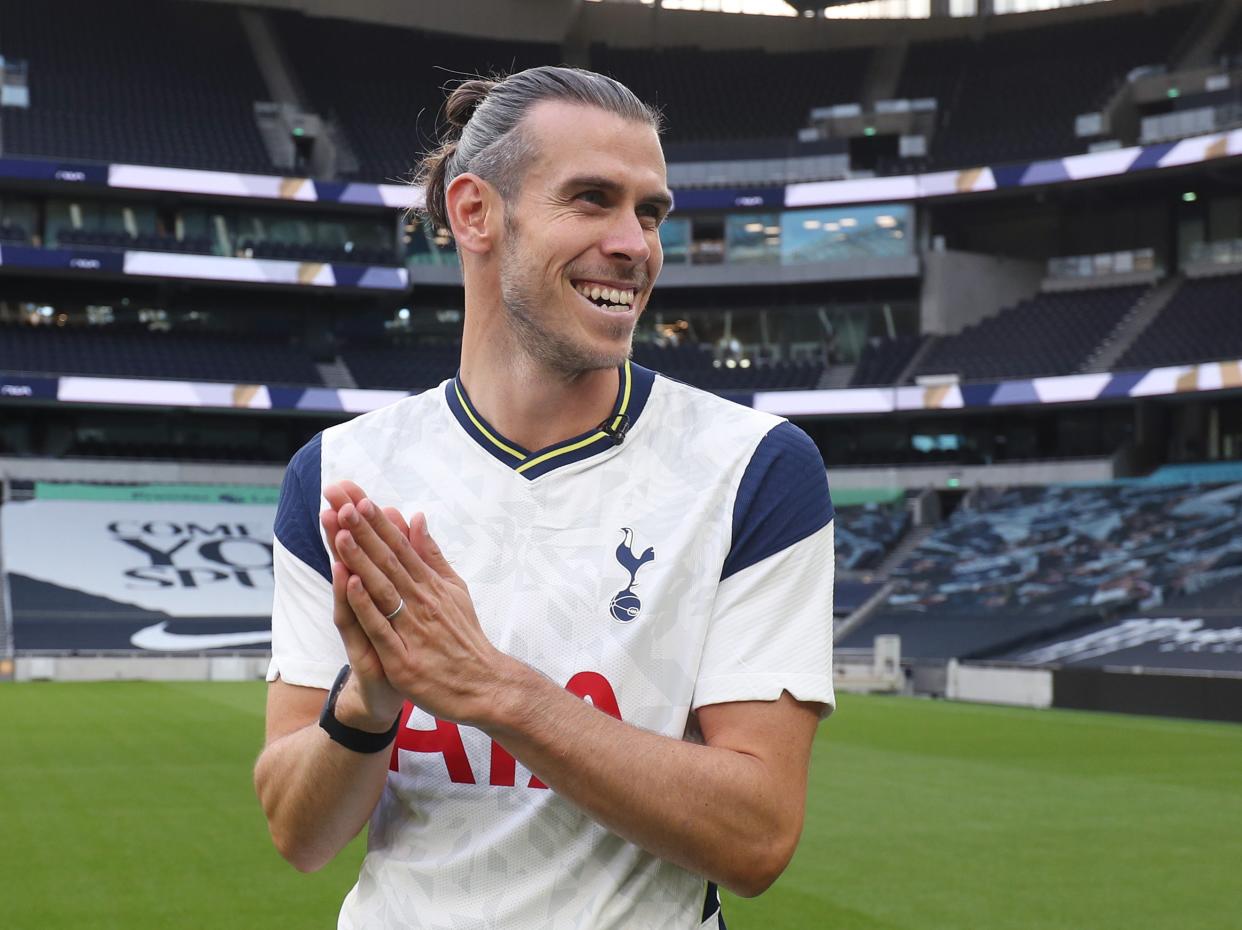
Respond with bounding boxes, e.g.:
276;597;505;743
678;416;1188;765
268;361;835;930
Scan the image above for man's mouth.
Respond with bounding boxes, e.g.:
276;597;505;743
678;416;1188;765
572;280;637;313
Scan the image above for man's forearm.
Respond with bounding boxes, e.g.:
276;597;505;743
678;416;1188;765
480;660;813;897
254;691;394;872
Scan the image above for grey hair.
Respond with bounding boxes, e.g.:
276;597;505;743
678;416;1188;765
415;66;662;233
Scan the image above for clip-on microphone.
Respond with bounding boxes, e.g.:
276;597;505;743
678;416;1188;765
598;413;632;446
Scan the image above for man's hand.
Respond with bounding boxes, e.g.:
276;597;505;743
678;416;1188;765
320;481;406;730
326;482;514;726
322;482;821;896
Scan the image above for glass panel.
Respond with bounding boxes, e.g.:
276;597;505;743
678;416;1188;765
778;204;912;265
725;212;781;264
0;197;36;242
658;217;691;264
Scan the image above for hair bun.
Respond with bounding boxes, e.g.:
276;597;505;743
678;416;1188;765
444;79;497;131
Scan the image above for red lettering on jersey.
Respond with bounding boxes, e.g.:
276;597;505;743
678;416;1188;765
564;671;622;720
489;740;516;787
389;702;476;784
390;672;623;789
488;741;547;789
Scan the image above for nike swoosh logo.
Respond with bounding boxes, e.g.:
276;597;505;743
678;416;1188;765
130;621;272;651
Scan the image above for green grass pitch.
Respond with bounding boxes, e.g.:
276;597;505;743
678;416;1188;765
1;682;1238;929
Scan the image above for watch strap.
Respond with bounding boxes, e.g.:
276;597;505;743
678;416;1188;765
318;664;402;753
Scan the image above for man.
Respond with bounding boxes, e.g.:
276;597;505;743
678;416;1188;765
254;66;835;930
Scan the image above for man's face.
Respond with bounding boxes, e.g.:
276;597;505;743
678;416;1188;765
496;101;671;378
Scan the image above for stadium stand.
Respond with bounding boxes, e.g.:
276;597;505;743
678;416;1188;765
850;334;928;387
0;222;29;244
884;481;1242;618
340;339;823;393
56;228;214;255
339;341;461;391
589;44;872;145
631;342;823;391
0;324;323;386
834;500;911;572
241;239;396;266
838;480;1242;659
1115;273;1242;370
912;285;1148;382
893;6;1199;170
272;12;559;183
0;0;276;174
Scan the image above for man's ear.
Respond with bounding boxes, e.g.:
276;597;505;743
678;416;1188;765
445;172;501;256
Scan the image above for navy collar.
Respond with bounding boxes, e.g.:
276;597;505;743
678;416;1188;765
445;360;655;480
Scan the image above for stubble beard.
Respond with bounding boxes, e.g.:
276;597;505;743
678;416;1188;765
499;226;634;381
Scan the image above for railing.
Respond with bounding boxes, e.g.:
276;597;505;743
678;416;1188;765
1186;238;1242;268
1141;101;1242;145
1046;247;1158;280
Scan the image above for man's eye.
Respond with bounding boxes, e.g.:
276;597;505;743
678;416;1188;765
578;191;606;206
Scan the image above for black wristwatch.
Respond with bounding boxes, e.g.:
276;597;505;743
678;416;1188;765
319;664;402;753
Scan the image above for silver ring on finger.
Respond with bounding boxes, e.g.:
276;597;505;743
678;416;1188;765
384;597;405;621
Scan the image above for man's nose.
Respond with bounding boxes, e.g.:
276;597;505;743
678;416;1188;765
601;210;651;265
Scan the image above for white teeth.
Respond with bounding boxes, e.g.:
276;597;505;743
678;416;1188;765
573;283;636;308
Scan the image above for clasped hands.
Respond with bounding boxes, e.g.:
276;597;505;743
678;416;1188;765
320;480;512;731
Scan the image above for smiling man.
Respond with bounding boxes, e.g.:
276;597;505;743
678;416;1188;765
254;67;835;930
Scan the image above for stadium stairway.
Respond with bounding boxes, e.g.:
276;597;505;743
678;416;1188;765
316;356;357;389
819;364;857;389
894;334;940;385
874;523;936;577
1175;0;1242;70
860;39;908;110
1082;275;1181;373
832;580;895;644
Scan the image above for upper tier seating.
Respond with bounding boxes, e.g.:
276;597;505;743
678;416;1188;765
273;13;558;183
631;343;823;391
1216;8;1242;63
0;324;322;386
57;228;213;255
0;0;276;173
241;239;396;266
589;44;872;145
912;285;1146;382
340;339;822;393
892;6;1199;170
851;334;927;387
340;342;462;391
0;1;1207;178
0;222;29;243
1116;274;1242;369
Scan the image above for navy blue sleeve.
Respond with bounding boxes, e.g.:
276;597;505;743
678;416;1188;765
721;421;834;581
273;432;331;583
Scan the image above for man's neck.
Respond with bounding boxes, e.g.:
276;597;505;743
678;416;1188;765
459;344;621;453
